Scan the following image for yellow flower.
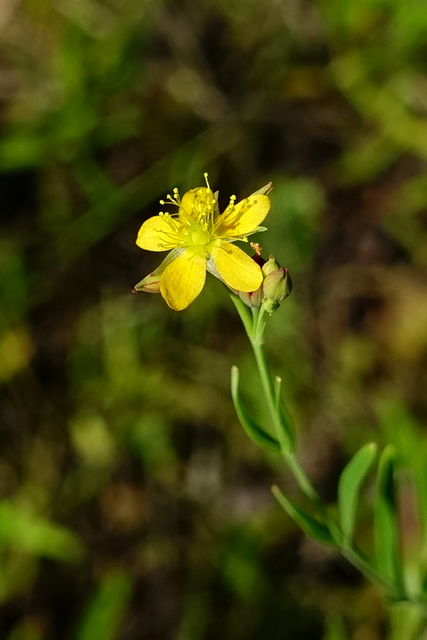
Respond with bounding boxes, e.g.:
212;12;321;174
134;174;271;310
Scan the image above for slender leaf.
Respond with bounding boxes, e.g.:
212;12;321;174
374;446;404;594
272;485;335;545
231;366;280;453
338;442;377;543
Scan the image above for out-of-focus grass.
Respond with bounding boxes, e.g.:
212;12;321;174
0;0;427;638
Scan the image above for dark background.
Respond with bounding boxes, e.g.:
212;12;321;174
1;0;427;638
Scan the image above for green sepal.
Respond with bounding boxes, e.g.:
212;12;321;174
230;366;280;453
272;485;335;545
374;446;404;593
133;247;183;292
338;442;377;544
250;182;273;197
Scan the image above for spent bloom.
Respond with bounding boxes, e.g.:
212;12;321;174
134;174;272;310
239;244;292;314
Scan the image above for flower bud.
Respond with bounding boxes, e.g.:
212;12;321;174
238;286;264;308
238;243;265;307
236;244;292;313
262;267;293;314
262;299;280;315
262;255;281;277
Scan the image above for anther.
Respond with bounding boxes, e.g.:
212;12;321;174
250;242;263;255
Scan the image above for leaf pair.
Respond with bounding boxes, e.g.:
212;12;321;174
340;443;405;596
272;441;405;600
272;443;379;549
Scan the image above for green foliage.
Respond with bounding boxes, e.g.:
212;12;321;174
230;365;280;453
0;503;83;562
374;446;404;596
76;570;132;640
338;443;377;545
1;0;427;637
324;615;350;640
272;486;335;545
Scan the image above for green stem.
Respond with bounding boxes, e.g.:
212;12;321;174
248;304;327;508
230;294;253;339
251;338;294;457
251;328;398;592
283;453;323;508
231;294;416;602
343;545;398;595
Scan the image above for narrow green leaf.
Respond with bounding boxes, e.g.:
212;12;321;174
338;442;377;543
231;366;280;453
374;446;404;594
272;485;335;545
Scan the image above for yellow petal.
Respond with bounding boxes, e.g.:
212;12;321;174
136;215;181;251
179;187;214;223
209;241;262;292
160;247;207;310
215;194;270;238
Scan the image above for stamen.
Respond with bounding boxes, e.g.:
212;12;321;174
162;188;181;207
204;172;211;190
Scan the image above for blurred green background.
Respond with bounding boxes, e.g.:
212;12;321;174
1;0;427;638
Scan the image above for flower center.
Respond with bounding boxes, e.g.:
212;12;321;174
180;223;211;248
